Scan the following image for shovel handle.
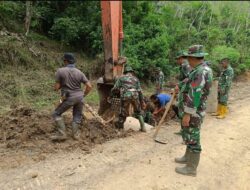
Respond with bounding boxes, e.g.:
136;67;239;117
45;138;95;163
153;91;176;138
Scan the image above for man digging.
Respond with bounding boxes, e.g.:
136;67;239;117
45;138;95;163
51;53;92;141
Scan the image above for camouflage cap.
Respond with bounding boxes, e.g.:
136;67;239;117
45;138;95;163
156;67;161;71
124;65;134;73
220;57;230;63
175;50;187;59
184;45;208;58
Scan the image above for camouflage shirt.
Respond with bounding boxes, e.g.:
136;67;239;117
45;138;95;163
155;71;165;89
178;60;191;89
218;66;234;94
111;73;143;102
178;62;213;118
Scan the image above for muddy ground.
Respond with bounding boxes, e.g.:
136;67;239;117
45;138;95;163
0;80;249;190
0;106;133;169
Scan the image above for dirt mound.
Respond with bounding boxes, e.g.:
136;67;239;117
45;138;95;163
235;71;250;82
0;106;133;154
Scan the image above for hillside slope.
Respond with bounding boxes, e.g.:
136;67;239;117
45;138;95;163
0;30;100;112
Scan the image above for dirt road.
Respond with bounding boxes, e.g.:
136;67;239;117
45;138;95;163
0;82;250;190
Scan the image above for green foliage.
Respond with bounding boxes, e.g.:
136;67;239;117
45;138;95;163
211;46;240;65
123;3;170;78
84;88;99;106
0;1;250;78
50;17;81;45
210;45;241;75
0;1;24;20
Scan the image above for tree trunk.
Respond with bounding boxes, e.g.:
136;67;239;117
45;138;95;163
25;1;32;36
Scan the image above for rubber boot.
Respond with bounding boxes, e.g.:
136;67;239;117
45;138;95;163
175;147;189;164
225;106;229;114
114;119;124;130
175;151;200;177
217;105;227;119
72;122;81;140
212;104;221;116
51;119;67;141
138;115;146;132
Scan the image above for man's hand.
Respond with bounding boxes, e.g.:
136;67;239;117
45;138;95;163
54;82;61;91
83;82;92;97
183;78;189;83
174;85;179;93
153;111;158;116
153;107;163;116
141;101;147;110
182;113;190;127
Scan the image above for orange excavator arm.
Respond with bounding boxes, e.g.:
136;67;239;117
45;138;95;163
98;1;125;115
101;0;124;83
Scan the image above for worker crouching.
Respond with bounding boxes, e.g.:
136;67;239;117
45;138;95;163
111;65;146;132
150;93;171;123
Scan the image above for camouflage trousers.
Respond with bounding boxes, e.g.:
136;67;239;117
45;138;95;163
143;111;156;126
115;98;142;128
218;91;229;106
181;115;203;153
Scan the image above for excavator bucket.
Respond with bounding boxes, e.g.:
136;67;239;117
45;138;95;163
98;1;124;115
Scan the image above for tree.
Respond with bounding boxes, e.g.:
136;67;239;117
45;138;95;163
25;1;32;36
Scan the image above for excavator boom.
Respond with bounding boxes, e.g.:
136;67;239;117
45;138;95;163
98;1;125;115
101;0;124;82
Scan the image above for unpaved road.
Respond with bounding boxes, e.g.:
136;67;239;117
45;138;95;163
0;82;250;190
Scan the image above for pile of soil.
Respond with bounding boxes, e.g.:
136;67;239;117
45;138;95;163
0;106;133;154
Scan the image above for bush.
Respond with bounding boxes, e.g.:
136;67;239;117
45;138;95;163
49;17;81;45
210;45;241;75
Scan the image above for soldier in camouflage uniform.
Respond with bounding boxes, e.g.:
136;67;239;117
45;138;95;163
111;66;146;132
173;50;191;135
155;67;165;94
212;58;234;119
176;50;191;91
175;45;213;176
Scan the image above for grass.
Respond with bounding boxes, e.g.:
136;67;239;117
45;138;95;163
84;87;99;106
0;30;170;113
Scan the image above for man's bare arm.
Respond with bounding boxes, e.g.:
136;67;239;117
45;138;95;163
54;82;61;91
84;82;92;97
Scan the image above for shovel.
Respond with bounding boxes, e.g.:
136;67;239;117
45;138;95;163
153;91;176;144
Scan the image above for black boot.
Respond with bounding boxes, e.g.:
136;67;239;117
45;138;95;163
51;119;67;141
114;120;124;129
175;147;189;164
72;122;81;140
175;151;200;177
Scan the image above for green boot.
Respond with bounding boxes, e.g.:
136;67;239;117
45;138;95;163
174;130;182;136
138;115;146;132
51;118;67;141
175;151;200;177
175;147;189;164
72;122;81;140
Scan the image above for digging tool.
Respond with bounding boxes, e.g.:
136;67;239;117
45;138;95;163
55;95;108;127
153;91;176;144
84;103;108;127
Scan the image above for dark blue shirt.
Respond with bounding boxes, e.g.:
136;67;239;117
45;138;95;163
157;94;171;107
